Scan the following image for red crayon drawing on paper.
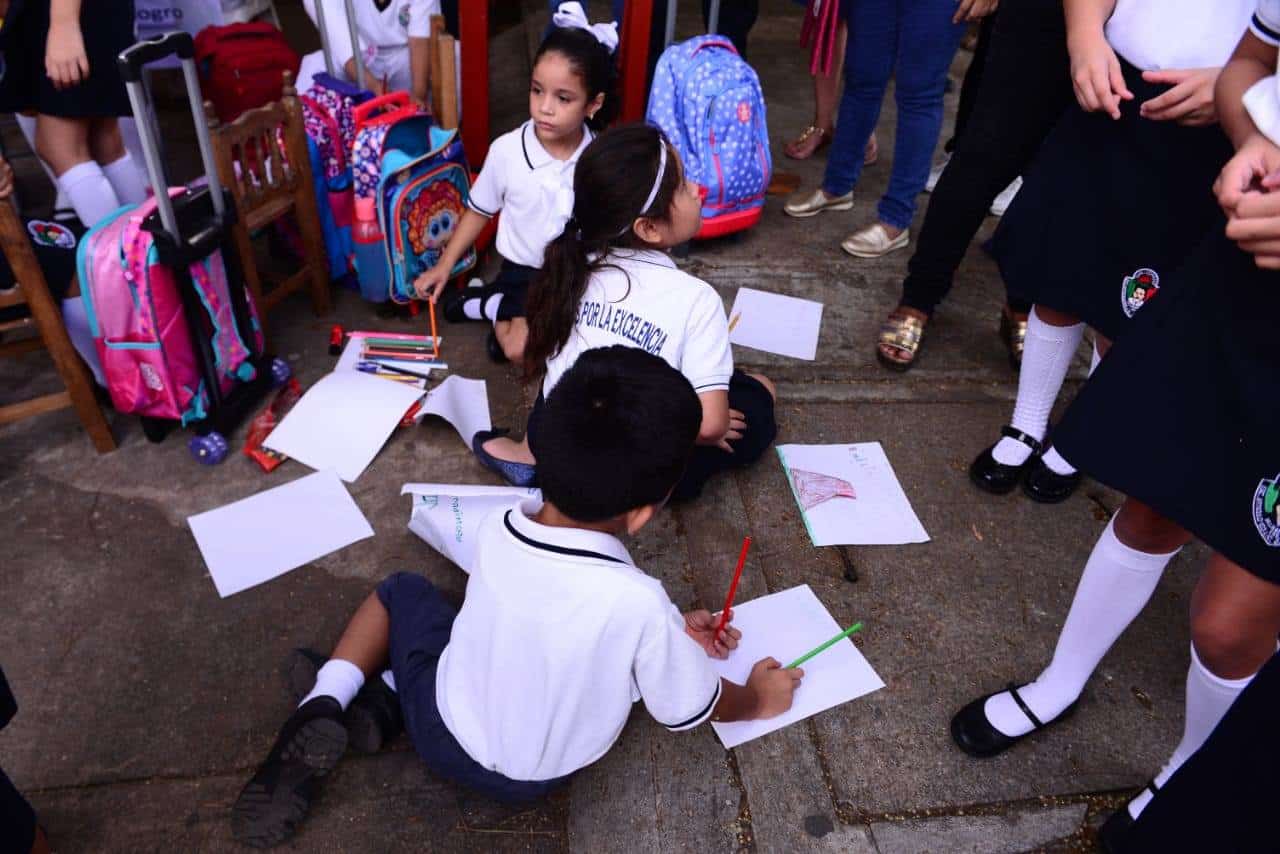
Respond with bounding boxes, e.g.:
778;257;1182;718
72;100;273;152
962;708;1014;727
790;468;857;510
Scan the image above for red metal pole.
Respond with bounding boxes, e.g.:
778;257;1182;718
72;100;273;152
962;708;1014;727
460;0;491;164
619;0;653;122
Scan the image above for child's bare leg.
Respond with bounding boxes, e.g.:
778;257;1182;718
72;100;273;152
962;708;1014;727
493;317;528;364
482;433;535;464
329;591;391;677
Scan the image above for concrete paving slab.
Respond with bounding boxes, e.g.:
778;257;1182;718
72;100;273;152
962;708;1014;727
870;803;1088;854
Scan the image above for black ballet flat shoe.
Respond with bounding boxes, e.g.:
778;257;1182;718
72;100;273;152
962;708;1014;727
486;329;508;364
950;682;1079;759
442;287;478;324
1097;780;1159;853
969;426;1041;495
1022;456;1082;504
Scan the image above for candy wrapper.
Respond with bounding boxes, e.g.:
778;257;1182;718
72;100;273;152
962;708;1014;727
243;378;303;472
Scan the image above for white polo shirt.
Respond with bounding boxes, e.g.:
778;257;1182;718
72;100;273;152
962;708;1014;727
1245;1;1280;147
1104;0;1251;70
541;249;734;398
467;121;594;269
435;499;723;781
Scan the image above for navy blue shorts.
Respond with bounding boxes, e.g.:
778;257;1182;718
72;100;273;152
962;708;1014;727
376;572;570;802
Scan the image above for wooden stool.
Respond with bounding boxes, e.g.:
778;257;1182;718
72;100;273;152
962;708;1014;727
0;200;115;452
205;70;331;346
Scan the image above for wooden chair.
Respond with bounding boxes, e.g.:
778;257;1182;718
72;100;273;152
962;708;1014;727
429;15;460;131
204;70;331;345
0;200;115;452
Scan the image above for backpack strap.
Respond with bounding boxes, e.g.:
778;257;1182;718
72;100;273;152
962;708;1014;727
188;253;257;384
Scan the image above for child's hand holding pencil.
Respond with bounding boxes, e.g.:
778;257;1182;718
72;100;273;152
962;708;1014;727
684;609;742;659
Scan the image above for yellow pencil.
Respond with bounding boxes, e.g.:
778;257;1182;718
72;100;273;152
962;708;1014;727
728;311;742;333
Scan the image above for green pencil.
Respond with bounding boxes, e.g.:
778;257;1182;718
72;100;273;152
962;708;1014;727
785;622;863;669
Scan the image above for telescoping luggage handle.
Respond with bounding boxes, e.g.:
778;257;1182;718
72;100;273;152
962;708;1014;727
117;32;227;245
664;0;721;48
312;0;367;90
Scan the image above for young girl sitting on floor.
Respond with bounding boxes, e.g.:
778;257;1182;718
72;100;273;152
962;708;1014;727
473;123;778;501
413;2;617;364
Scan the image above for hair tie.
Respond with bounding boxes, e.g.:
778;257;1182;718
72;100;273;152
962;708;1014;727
552;2;620;54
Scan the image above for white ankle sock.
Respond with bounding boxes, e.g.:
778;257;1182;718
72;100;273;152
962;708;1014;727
483;292;504;322
300;658;365;710
101;152;147;206
381;670;397;692
1126;644;1254;819
984;517;1178;737
57;161;121;229
461;297;485;320
991;309;1084;466
1089;339;1102;376
1041;446;1076;476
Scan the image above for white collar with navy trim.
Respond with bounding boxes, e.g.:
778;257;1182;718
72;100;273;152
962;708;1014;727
502;498;635;567
520;121;595;171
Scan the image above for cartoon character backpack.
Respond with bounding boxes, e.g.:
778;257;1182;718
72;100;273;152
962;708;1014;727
76;196;263;423
646;34;771;240
372;117;477;303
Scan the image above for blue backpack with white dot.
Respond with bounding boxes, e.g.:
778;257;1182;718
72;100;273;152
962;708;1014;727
646;34;772;240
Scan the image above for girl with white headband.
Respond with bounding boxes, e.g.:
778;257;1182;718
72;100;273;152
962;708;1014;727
414;1;617;364
472;123;778;501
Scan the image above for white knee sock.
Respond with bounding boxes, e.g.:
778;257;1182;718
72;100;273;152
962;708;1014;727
117;118;150;191
985;517;1179;737
483;292;504;322
101;152;147;206
299;658;365;710
991;309;1085;466
57;161;121;229
1125;644;1254;819
15;113;72;214
381;670;397;692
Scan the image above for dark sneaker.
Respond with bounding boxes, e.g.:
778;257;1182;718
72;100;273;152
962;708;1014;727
288;649;404;754
231;697;348;848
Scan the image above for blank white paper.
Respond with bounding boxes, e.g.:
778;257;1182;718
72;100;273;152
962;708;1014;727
188;470;374;598
263;371;425;482
777;442;930;546
710;584;884;749
728;287;824;361
420;376;492;445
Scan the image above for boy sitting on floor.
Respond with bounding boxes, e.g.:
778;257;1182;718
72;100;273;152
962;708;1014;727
231;346;804;848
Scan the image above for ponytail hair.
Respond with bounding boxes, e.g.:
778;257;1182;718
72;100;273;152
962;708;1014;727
524;123;683;382
536;25;618;132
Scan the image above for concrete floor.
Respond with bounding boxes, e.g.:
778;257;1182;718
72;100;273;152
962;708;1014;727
0;1;1203;851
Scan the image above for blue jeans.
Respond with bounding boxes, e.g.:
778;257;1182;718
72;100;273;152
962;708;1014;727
822;0;965;230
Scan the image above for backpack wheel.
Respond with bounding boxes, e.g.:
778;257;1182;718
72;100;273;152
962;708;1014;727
190;432;230;465
270;357;292;387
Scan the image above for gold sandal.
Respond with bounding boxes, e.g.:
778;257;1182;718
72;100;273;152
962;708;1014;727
784;125;831;160
876;310;926;372
999;308;1028;369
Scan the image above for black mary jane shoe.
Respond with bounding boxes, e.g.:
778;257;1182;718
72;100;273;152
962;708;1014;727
486;329;508;364
969;426;1041;495
1097;780;1159;853
950;682;1079;758
1022;455;1082;504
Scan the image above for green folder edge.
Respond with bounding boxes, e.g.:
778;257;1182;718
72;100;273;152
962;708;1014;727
776;447;819;547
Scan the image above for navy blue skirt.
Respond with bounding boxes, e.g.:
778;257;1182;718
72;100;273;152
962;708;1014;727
992;59;1232;342
1052;226;1280;583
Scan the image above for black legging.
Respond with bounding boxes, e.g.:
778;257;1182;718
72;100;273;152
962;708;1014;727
899;0;1071;317
944;13;994;155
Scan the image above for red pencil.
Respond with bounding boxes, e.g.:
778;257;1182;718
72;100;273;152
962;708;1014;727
714;536;752;641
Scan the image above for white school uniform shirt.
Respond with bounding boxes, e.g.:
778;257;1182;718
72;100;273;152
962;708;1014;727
1104;0;1251;70
541;249;734;397
434;499;723;781
300;0;438;93
466;121;595;269
1244;1;1280;147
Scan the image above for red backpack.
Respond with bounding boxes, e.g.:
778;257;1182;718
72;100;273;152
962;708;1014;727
194;23;301;123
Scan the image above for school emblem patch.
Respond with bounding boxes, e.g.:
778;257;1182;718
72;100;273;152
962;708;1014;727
27;219;76;250
398;4;411;27
1253;475;1280;547
1121;268;1159;318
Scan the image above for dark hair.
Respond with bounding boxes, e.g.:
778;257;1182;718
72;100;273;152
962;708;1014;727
532;346;701;522
535;25;618;132
525;123;683;380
